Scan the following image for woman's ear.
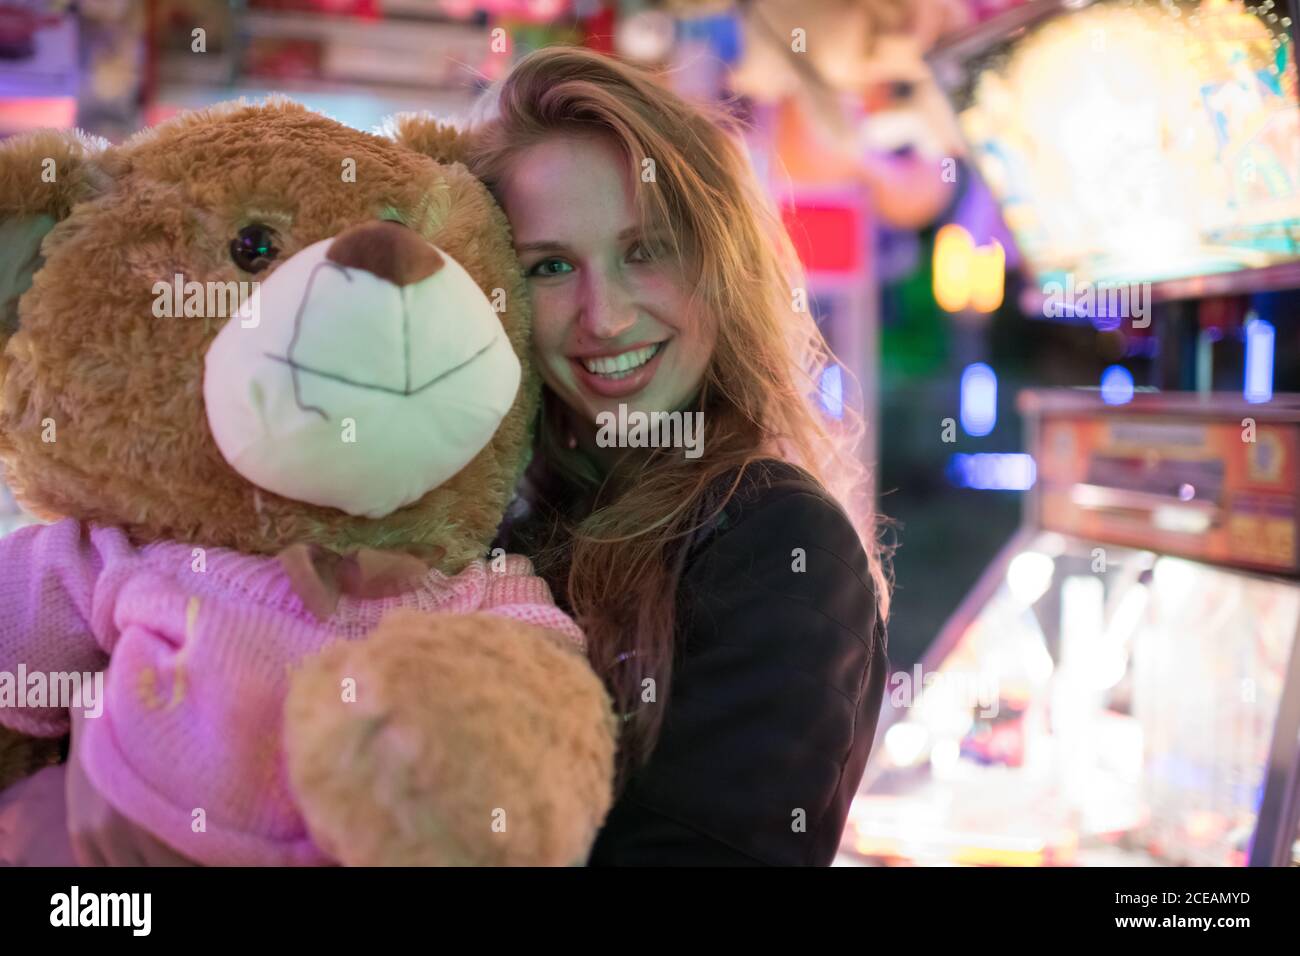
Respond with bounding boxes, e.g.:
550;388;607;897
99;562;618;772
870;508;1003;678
0;128;110;339
383;112;474;166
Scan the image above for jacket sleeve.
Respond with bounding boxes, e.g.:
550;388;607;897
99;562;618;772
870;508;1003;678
587;488;887;866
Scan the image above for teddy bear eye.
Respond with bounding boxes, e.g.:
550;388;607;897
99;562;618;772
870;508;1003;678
230;224;281;274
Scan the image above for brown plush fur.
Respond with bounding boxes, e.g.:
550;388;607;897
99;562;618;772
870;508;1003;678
382;112;477;167
0;99;616;864
0;99;535;571
285;611;617;866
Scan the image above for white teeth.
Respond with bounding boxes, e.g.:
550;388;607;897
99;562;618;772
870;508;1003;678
581;342;661;378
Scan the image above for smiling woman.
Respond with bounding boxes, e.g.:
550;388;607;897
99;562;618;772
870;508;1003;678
497;133;714;415
468;47;894;866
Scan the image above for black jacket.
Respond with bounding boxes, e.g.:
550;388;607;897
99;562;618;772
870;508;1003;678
587;460;888;866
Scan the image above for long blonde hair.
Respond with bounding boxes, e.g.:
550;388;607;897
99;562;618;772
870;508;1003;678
466;46;891;793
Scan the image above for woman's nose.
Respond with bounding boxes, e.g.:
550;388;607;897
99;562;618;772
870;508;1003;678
577;272;637;340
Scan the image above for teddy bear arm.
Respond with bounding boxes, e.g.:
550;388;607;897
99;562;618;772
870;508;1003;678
283;610;617;866
0;520;115;792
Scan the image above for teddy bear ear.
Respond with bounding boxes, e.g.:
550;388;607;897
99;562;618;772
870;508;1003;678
0;128;111;340
382;112;475;166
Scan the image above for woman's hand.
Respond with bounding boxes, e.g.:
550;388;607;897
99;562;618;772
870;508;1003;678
64;708;199;867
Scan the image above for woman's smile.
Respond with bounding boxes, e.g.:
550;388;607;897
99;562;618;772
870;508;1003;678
570;340;668;398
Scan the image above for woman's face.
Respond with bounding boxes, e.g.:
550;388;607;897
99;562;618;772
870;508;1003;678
500;134;715;430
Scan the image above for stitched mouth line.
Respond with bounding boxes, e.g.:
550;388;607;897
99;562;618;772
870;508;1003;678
264;337;498;406
267;256;501;420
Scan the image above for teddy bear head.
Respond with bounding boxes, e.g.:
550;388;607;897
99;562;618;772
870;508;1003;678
0;99;536;570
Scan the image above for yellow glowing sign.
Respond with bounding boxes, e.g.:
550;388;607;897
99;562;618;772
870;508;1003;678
933;224;1005;313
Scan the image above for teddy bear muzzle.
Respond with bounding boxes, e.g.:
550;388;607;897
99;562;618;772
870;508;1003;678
202;220;522;519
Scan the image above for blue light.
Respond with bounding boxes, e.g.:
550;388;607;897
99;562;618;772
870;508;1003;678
1100;365;1135;405
946;453;1037;491
960;363;997;437
677;12;743;65
1244;316;1274;404
818;364;844;419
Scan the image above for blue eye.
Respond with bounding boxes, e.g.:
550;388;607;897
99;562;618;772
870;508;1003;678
527;258;574;277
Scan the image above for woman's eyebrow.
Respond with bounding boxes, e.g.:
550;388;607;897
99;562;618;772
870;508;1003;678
515;230;665;254
618;226;672;243
514;240;568;254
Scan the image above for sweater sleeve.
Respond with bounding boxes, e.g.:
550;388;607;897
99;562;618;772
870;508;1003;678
587;485;887;866
479;552;586;652
0;518;119;737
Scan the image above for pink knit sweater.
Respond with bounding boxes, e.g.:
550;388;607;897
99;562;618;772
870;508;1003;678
0;518;583;866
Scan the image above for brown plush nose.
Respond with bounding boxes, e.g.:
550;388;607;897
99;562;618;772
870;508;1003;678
325;220;445;286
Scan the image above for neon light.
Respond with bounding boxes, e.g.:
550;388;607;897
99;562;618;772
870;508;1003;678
960;362;997;437
1007;551;1055;605
819;364;844;420
1100;365;1135;405
933;224;975;313
970;239;1005;313
780;204;861;274
946;453;1036;490
1244;316;1274;404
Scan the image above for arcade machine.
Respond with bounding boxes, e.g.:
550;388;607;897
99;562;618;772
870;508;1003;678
840;0;1300;866
845;391;1300;866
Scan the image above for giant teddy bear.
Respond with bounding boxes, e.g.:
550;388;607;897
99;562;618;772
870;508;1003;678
0;99;617;866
